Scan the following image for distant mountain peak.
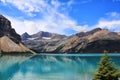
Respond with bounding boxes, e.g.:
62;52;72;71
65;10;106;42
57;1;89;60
91;27;102;31
22;32;30;36
76;28;103;37
24;32;29;34
88;28;102;33
37;31;53;37
27;31;66;40
21;32;31;40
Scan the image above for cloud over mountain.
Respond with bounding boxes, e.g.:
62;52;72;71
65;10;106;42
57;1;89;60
0;0;120;35
0;0;87;35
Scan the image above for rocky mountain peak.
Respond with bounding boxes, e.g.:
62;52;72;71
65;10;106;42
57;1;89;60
87;28;102;34
0;15;11;35
0;15;21;43
21;32;31;40
76;28;102;37
38;31;53;37
31;31;53;38
0;14;35;54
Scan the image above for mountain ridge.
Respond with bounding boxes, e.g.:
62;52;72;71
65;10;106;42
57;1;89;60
22;28;120;53
22;31;67;41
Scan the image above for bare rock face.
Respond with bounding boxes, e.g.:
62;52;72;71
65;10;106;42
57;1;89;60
76;28;102;37
0;15;35;54
117;32;120;36
57;29;120;53
21;32;31;40
0;15;21;44
0;36;34;53
22;28;120;53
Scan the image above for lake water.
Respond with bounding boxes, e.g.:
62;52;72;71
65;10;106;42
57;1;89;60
0;54;120;80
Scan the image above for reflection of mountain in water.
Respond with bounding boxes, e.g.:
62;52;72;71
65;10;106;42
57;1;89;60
0;54;32;80
0;54;120;80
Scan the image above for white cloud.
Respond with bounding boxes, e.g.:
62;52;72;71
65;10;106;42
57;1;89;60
6;16;37;35
67;0;74;7
96;20;120;31
0;0;87;35
105;12;120;20
1;0;48;16
7;16;88;35
108;12;120;17
91;12;120;32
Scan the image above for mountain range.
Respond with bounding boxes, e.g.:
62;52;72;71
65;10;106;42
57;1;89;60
1;14;119;54
0;14;35;54
22;28;120;53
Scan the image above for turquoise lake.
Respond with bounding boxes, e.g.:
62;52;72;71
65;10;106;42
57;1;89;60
0;54;120;80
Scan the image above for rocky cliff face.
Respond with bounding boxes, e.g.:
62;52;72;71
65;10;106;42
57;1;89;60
0;15;21;43
21;32;31;40
55;29;120;53
22;28;120;53
0;15;35;54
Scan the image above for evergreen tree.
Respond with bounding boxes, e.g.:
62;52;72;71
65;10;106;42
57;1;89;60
93;52;120;80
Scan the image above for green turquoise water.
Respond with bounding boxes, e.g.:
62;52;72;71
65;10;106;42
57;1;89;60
0;54;120;80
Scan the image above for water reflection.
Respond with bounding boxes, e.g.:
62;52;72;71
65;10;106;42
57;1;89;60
0;54;120;80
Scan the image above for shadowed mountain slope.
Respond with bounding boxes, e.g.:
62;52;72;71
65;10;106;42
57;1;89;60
0;15;35;54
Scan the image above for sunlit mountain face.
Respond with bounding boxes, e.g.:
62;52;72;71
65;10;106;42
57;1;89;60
21;28;120;53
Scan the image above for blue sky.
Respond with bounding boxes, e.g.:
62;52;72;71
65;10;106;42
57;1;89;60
0;0;120;35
